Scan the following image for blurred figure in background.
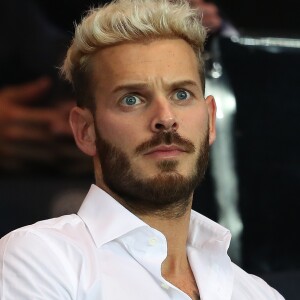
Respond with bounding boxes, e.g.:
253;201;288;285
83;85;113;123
0;0;77;174
188;0;238;37
188;0;242;265
0;0;95;175
189;0;222;33
0;78;75;173
0;0;92;237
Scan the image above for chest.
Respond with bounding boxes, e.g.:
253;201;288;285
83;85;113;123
76;246;196;300
73;236;233;300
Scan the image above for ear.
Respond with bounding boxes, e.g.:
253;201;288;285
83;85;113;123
205;95;217;145
69;106;97;156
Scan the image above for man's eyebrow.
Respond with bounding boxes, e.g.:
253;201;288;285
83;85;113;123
168;80;200;90
112;80;200;93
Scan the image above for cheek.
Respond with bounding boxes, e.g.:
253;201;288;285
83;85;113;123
180;109;209;138
95;115;140;150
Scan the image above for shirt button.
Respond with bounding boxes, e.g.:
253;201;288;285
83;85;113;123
161;282;169;290
148;237;158;246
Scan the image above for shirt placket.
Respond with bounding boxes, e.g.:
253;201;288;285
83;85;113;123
120;228;194;299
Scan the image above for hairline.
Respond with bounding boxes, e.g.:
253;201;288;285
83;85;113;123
79;37;205;111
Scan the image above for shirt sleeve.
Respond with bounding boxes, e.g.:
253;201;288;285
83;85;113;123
0;229;77;300
231;263;285;299
251;275;285;300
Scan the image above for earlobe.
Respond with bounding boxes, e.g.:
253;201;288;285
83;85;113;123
205;95;217;145
69;107;97;156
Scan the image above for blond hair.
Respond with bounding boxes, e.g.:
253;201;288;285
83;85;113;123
61;0;206;108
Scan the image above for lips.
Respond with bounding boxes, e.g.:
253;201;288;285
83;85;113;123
144;144;187;156
135;131;195;155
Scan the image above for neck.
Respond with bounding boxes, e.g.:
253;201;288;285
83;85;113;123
96;171;193;272
138;199;193;276
140;203;199;299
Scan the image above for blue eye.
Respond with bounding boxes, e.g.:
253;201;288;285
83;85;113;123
175;90;190;101
121;95;141;106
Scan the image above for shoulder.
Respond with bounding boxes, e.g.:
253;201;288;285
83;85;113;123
0;214;88;267
0;215;91;299
0;214;94;270
231;263;285;299
1;214;83;244
0;214;93;258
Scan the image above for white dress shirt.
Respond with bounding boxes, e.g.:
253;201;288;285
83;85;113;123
0;184;284;300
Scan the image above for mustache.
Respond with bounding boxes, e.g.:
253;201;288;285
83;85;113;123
135;131;195;155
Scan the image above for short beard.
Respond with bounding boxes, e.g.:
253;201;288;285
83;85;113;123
95;129;209;219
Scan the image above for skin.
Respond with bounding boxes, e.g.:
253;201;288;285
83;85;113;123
189;0;222;33
0;77;75;167
70;38;216;299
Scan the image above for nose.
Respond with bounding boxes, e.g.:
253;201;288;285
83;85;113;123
150;100;178;133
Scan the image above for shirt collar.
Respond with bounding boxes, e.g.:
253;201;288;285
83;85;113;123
188;210;231;251
78;185;234;299
78;184;231;251
188;211;233;300
77;184;148;247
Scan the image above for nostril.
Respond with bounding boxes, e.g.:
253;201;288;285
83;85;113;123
155;123;164;130
172;122;178;130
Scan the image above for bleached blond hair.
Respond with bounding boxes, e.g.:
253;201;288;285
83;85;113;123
61;0;207;109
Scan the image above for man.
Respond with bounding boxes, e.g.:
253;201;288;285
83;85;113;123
0;0;284;299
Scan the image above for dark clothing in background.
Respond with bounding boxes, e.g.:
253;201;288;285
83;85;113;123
0;0;86;175
0;0;68;89
220;37;300;274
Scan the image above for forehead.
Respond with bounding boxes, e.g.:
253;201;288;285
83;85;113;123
91;38;201;91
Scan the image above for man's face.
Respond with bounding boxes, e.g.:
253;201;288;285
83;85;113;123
90;39;216;216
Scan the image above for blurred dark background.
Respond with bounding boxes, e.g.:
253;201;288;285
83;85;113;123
36;0;300;35
216;0;300;36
